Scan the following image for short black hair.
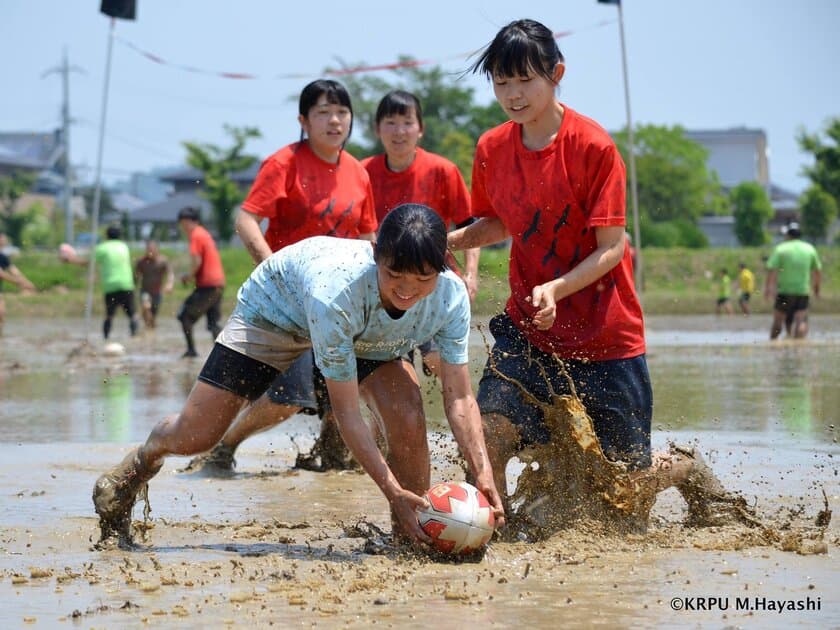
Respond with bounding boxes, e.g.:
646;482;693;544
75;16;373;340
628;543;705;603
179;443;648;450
177;206;200;222
106;225;122;239
374;204;447;274
375;90;424;130
470;18;564;83
298;79;354;144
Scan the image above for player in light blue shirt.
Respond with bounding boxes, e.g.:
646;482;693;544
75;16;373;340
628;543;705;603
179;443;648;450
93;204;505;548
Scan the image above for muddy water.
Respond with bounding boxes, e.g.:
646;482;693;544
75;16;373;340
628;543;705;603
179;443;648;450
0;315;838;628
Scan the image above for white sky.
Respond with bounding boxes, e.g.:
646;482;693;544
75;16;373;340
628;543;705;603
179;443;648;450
2;0;838;193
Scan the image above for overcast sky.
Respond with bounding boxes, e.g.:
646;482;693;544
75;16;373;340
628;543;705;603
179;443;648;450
2;0;838;194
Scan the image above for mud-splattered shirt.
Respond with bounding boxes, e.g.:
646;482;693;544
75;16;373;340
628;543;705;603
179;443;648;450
241;142;378;252
471;105;645;361
234;237;470;381
362;147;472;225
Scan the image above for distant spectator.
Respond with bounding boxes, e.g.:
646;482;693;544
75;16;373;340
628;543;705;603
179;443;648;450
134;239;174;330
716;268;733;315
176;207;225;358
736;262;755;315
764;222;822;339
62;225;139;339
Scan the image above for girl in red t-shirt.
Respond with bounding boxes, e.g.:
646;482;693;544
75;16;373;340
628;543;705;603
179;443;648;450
448;19;730;529
362;90;480;376
187;79;377;474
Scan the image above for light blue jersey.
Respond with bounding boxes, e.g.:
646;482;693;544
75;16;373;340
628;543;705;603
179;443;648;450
234;237;470;381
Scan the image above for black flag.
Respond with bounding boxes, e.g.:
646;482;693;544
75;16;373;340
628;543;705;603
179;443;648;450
100;0;136;20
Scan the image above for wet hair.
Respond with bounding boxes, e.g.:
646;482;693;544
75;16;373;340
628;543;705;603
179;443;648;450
374;204;447;274
374;90;424;130
470;18;564;82
106;225;122;240
298;79;354;144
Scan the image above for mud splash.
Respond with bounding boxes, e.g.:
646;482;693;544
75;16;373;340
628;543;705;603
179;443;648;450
481;340;831;555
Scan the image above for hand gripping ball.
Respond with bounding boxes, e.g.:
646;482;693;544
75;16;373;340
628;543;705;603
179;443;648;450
417;481;495;555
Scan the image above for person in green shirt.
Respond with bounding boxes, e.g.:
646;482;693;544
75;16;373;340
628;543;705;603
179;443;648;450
715;268;733;315
764;222;822;339
63;225;139;339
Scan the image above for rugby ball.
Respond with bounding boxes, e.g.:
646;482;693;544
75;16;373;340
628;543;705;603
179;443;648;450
417;481;495;555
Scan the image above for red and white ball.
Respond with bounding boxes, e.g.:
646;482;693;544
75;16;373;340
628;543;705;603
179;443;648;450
417;481;495;555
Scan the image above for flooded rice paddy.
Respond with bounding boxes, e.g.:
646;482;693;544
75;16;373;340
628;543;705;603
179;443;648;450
0;315;838;628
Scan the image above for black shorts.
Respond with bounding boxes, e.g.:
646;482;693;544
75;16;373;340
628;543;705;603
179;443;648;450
774;294;809;316
178;286;223;330
476;313;653;470
199;342;409;410
104;290;136;318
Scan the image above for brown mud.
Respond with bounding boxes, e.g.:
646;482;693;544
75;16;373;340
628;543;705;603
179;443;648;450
1;317;839;626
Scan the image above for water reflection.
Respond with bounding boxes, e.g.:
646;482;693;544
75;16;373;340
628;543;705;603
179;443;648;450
0;316;839;447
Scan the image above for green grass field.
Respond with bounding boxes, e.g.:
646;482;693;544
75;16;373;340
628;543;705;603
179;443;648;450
4;244;839;318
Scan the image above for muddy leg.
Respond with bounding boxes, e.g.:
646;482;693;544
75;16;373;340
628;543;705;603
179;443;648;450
93;382;248;544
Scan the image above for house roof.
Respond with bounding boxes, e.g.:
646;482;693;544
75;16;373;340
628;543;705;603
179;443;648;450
0;130;65;170
127;191;211;223
684;127;766;142
159;162;260;184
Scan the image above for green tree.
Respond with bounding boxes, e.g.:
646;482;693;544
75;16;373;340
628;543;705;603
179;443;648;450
0;171;37;245
799;185;838;242
613;125;727;225
730;181;773;246
798;117;840;209
183;124;261;242
332;58;506;182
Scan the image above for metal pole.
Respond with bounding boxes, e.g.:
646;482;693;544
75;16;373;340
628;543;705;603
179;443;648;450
616;2;644;295
61;49;74;245
42;50;82;244
84;17;116;338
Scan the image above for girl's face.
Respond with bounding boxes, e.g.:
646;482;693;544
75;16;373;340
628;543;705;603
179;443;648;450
376;109;423;164
492;63;564;126
377;263;438;313
299;94;352;161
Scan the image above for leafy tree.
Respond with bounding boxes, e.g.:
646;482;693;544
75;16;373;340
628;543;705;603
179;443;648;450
183;124;261;242
613;125;727;224
0;171;37;245
730;181;773;246
799;185;838;242
798;117;840;208
331;58;507;182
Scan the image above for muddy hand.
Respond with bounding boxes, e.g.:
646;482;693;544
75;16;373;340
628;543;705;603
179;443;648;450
528;285;556;330
477;478;506;529
393;489;432;545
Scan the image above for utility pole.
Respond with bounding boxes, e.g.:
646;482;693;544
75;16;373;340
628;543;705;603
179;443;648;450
42;49;83;244
598;0;643;296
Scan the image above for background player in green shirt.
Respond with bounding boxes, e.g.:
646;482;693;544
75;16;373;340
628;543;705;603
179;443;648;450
764;222;822;339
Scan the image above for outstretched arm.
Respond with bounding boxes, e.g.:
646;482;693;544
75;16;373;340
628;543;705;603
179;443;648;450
325;378;432;543
439;361;506;527
0;264;35;292
448;217;509;251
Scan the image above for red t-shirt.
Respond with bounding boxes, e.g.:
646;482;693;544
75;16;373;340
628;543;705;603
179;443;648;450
361;147;472;225
471;106;644;361
190;225;225;288
242;142;377;252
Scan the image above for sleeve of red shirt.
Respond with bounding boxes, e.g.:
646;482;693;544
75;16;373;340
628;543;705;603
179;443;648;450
584;142;627;228
241;157;290;219
357;174;378;234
